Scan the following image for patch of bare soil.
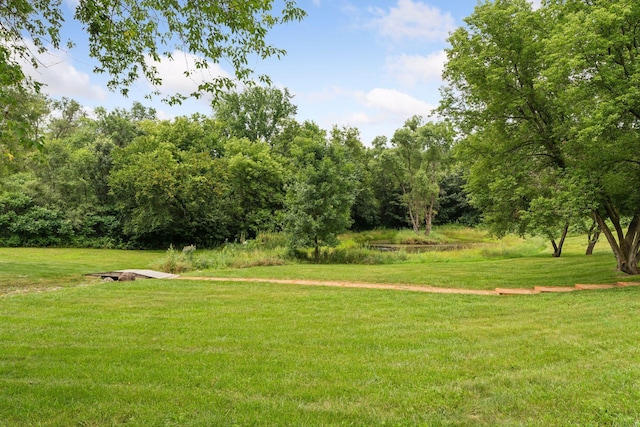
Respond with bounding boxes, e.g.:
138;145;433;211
178;277;640;296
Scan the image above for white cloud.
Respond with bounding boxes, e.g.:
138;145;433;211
347;112;375;125
369;0;455;42
156;109;176;121
386;50;447;86
143;50;232;102
335;88;434;140
19;40;107;101
357;88;434;119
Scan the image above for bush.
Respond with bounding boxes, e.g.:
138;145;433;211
288;246;409;265
153;246;193;274
253;231;288;250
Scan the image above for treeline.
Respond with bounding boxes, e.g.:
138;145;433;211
0;88;478;250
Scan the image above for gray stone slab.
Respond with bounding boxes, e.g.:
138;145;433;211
116;269;179;279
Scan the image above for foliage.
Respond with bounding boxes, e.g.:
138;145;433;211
153;245;194;274
1;0;305;104
544;0;640;273
47;98;86;140
331;126;380;230
215;86;298;144
289;246;409;265
368;136;407;229
0;88;48;168
0;94;479;251
383;117;453;236
109;120;232;247
0;192;72;247
284;124;357;261
434;170;480;227
440;0;640;272
225;138;287;240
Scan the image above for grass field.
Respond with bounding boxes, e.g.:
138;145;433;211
0;248;163;294
1;233;639;425
2;280;640;425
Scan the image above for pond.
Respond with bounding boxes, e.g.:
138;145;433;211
368;241;485;253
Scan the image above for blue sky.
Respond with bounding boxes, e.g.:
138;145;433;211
24;0;540;144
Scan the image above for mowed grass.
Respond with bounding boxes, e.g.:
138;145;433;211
0;248;162;294
190;235;630;290
1;236;639;425
1;279;639;426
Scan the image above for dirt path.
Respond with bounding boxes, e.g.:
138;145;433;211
177;276;640;296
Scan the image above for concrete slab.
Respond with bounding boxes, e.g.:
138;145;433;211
116;269;179;279
87;270;179;280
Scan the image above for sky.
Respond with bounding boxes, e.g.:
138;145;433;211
24;0;541;145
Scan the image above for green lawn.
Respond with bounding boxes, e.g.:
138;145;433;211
1;240;639;425
2;279;639;425
0;248;162;294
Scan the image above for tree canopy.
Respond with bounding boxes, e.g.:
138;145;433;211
440;0;640;273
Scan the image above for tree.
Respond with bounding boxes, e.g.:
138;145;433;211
440;0;640;272
109;119;231;247
434;169;480;227
0;88;49;169
544;0;640;273
214;86;298;145
2;0;305;104
225;137;286;240
284;123;357;262
383;117;452;236
48;98;86;140
439;0;579;257
369;136;407;229
93;104;156;148
330;125;379;230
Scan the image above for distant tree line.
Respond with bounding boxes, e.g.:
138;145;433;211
0;87;479;251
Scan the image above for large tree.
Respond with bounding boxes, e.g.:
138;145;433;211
440;0;640;272
109;118;231;247
284;122;357;262
544;0;640;273
225;137;287;240
383;117;452;236
440;0;574;254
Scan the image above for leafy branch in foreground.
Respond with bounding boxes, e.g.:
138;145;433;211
2;0;306;103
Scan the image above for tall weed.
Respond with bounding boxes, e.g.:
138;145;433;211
153;245;193;273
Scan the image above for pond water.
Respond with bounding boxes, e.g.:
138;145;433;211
368;241;484;253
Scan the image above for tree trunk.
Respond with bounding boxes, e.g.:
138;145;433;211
550;222;569;257
424;196;435;237
314;235;320;263
593;208;640;275
585;219;600;256
409;208;420;234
